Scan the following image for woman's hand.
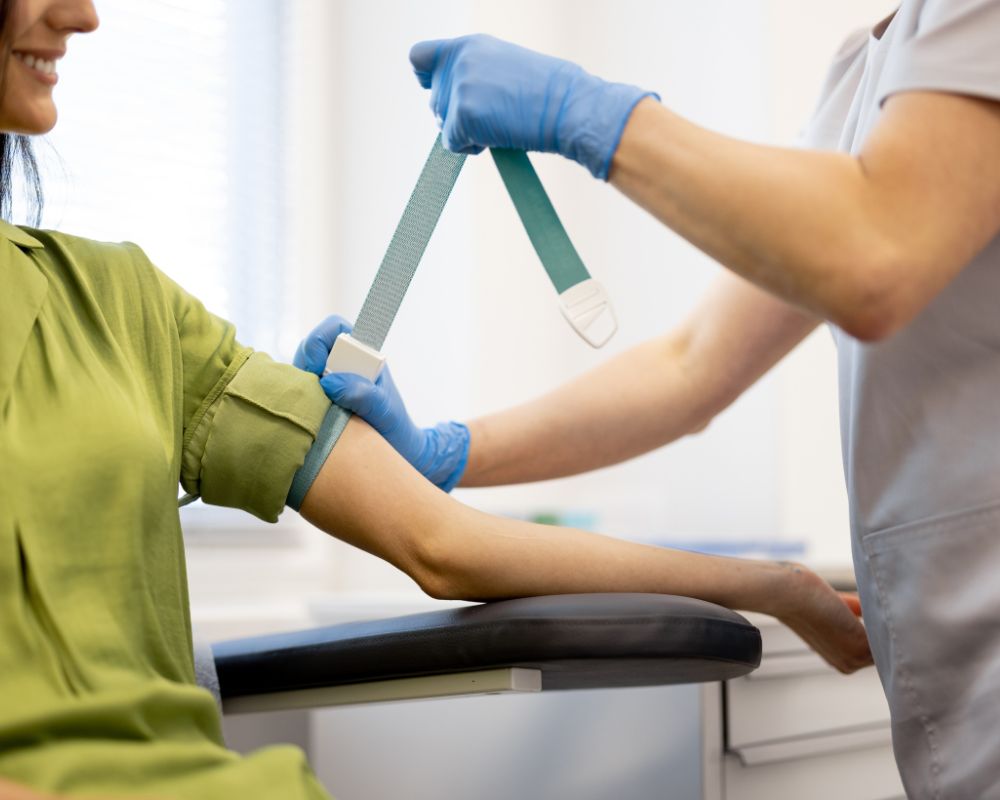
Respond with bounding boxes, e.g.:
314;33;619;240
772;564;873;674
294;315;470;491
409;34;656;179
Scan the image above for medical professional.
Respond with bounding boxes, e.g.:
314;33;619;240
300;4;1000;798
0;2;878;798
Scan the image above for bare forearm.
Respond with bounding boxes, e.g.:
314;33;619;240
300;419;794;620
461;335;708;486
301;418;870;671
301;418;783;610
611;91;1000;342
433;505;797;615
461;275;817;487
610;99;901;338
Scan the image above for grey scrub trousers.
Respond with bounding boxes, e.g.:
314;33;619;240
802;1;1000;796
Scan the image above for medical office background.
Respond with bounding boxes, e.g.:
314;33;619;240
32;0;896;795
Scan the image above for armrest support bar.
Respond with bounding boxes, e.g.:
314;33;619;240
223;667;541;715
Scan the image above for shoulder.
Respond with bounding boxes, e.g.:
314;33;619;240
24;225;154;271
17;226;183;346
20;226;165;300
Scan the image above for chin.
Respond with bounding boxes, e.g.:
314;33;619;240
2;107;57;135
24;113;57;135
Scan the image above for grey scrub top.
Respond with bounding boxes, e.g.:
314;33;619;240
800;1;1000;797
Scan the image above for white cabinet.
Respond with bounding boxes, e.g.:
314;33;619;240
712;613;905;800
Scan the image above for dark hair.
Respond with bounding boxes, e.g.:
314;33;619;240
0;0;43;225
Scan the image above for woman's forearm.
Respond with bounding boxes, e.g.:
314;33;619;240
301;418;871;672
302;418;781;610
432;503;793;613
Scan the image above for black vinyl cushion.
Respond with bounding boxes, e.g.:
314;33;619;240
213;593;762;698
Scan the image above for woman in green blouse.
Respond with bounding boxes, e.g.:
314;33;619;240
0;1;869;798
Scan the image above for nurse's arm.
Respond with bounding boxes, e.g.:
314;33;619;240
462;273;817;486
298;417;872;674
611;91;1000;341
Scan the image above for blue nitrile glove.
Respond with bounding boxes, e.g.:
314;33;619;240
409;34;658;180
293;315;470;492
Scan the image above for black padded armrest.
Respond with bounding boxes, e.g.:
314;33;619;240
214;593;761;701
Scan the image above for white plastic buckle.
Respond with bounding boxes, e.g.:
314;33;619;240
558;278;617;348
324;333;386;382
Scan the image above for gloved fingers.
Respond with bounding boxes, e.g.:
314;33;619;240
409;39;445;89
441;114;484;155
435;42;487;154
414;36;479;150
320;371;385;420
428;39;464;132
294;315;354;375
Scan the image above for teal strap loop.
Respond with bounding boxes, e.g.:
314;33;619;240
491;148;591;295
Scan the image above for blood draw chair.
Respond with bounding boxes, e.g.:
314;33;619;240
210;593;761;716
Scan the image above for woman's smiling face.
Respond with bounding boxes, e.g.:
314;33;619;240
0;0;98;134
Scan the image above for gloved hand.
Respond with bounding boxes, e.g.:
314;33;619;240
293;315;470;492
409;34;658;179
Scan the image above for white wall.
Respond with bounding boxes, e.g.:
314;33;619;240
189;0;899;616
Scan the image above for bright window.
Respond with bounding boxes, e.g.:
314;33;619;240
31;0;287;355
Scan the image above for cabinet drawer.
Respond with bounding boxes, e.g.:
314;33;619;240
724;745;905;800
727;663;890;748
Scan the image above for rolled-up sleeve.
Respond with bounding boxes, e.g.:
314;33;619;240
181;352;331;521
153;265;331;522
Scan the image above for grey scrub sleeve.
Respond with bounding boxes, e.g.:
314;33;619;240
800;1;1000;797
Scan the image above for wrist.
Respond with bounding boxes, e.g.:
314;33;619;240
607;96;671;185
456;417;488;487
415;421;470;492
704;557;806;618
561;72;659;179
750;560;816;619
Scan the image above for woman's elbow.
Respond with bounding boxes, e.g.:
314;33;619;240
413;561;465;601
402;518;474;601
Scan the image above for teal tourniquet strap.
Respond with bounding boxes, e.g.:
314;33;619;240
287;136;465;510
352;141;467;351
490;149;590;295
287;135;612;510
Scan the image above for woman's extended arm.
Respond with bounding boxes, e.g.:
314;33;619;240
299;416;872;674
611;92;1000;340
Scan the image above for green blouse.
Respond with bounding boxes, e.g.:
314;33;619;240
0;220;332;798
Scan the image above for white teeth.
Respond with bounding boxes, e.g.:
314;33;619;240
14;52;56;75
